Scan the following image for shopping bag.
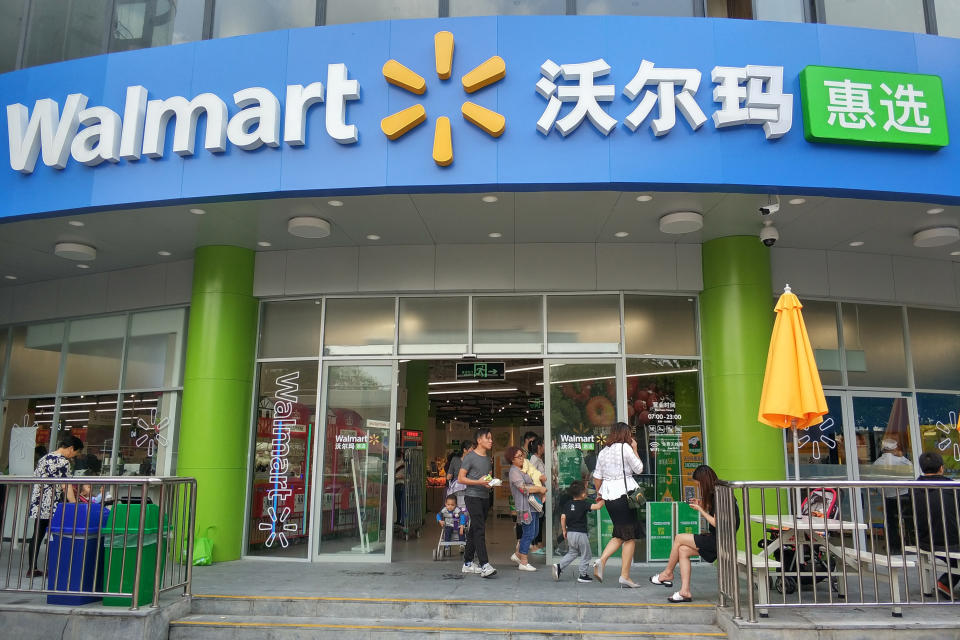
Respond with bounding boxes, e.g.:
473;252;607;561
192;527;215;566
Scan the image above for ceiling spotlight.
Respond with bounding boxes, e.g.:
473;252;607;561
287;217;331;239
614;231;629;238
157;250;172;256
76;264;91;269
635;195;653;202
4;275;17;280
68;220;85;227
848;241;864;247
913;226;960;247
366;234;381;241
951;251;960;256
659;211;703;234
482;195;499;203
328;200;344;207
54;242;97;261
189;208;206;215
788;198;806;205
257;241;272;247
926;207;945;215
488;232;502;238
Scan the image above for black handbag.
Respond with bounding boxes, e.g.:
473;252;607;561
621;444;646;509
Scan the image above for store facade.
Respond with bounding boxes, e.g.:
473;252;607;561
2;12;959;563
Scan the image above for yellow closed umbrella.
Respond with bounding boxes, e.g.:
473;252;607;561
759;285;828;483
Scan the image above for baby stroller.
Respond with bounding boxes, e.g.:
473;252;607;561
759;488;840;594
432;507;469;561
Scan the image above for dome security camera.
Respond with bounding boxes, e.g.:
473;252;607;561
760;220;779;247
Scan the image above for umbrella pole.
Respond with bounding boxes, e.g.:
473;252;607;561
792;425;802;511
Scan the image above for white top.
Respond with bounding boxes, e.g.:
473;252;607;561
592;443;644;501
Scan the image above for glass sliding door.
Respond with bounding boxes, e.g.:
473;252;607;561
315;362;396;559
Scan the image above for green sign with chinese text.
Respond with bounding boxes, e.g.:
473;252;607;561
456;362;505;381
800;65;948;150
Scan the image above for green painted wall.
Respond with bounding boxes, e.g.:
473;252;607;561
404;361;431;486
177;245;258;562
700;237;785;484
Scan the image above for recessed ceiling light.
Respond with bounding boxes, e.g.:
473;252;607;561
951;251;960;256
913;226;960;247
157;250;171;256
288;217;331;238
76;264;91;269
68;220;85;227
635;194;653;202
848;241;864;247
614;231;629;238
482;195;499;203
488;232;502;238
328;200;344;207
257;241;272;247
926;207;945;215
659;211;703;234
189;208;206;215
788;198;806;205
4;275;17;280
366;234;381;240
54;242;97;261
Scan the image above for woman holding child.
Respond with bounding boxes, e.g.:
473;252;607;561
505;445;547;572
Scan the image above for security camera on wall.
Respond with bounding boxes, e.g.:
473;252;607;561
760;220;779;247
759;195;781;216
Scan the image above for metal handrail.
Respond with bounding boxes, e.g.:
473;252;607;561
0;476;197;610
716;479;960;622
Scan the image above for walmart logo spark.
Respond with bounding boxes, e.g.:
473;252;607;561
380;31;505;166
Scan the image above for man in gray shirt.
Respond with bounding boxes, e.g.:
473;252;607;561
458;428;498;578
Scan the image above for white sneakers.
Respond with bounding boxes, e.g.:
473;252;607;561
461;562;481;574
518;563;537;571
479;563;498;578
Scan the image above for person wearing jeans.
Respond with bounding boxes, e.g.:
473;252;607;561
505;446;546;571
458;428;498;578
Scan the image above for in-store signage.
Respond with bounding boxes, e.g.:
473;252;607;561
529;398;544;410
799;65;948;150
456;361;505;381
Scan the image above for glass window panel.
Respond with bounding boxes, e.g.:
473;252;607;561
0;0;28;72
547;295;620;353
323;298;395;356
260;300;324;359
753;0;805;22
110;0;205;52
908;307;960;390
62;315;126;393
473;296;543;354
7;323;64;396
0;396;56;474
0;328;7;391
841;303;907;388
624;295;697;356
935;0;960;37
249;362;318;558
64;0;111;60
214;0;316;38
325;0;437;24
24;0;110;67
319;364;392;556
398;298;467;355
124;308;185;389
117;391;178;476
786;394;848;479
23;0;67;67
57;392;120;476
803;300;842;386
822;0;926;33
917;392;960;479
449;0;566;16
577;0;697;16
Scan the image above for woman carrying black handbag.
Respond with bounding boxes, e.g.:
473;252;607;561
591;422;645;588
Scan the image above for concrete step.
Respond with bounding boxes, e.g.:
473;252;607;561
190;594;718;626
170;613;728;639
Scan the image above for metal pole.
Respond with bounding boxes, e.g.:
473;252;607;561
151;480;166;607
130;480;149;610
743;487;756;622
184;480;197;597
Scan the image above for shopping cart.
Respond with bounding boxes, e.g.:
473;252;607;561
432;508;469;560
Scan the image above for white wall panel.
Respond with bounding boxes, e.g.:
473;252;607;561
12;281;58;322
285;247;359;295
515;244;596;291
892;256;957;306
107;265;166;312
164;259;194;305
771;248;830;297
826;251;895;301
253;251;286;297
597;243;677;290
676;243;702;292
435;244;515;291
358;246;435;292
56;274;109;318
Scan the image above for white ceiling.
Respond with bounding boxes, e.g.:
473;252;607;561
0;190;958;286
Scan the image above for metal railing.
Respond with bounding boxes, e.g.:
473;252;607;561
717;480;960;622
0;476;196;610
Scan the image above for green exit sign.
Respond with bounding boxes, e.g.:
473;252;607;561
800;65;948;150
456;362;505;381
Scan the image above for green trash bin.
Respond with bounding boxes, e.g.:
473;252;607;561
102;503;167;607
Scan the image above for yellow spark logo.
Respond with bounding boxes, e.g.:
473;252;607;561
381;31;506;166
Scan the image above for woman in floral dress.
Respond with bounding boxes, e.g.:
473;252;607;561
27;435;84;577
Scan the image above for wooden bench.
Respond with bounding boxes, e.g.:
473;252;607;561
838;547;916;615
736;551;781;617
904;545;960;596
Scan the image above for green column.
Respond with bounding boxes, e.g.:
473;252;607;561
700;236;785;484
404;361;431;496
177;246;258;562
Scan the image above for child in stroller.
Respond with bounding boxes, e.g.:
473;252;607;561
433;495;468;560
759;487;840;594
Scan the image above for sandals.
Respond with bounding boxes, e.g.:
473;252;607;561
649;573;673;588
667;591;693;603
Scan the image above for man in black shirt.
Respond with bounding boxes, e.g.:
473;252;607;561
913;451;959;597
553;481;604;582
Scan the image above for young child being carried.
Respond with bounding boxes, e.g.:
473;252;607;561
552;481;604;583
437;495;468;542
